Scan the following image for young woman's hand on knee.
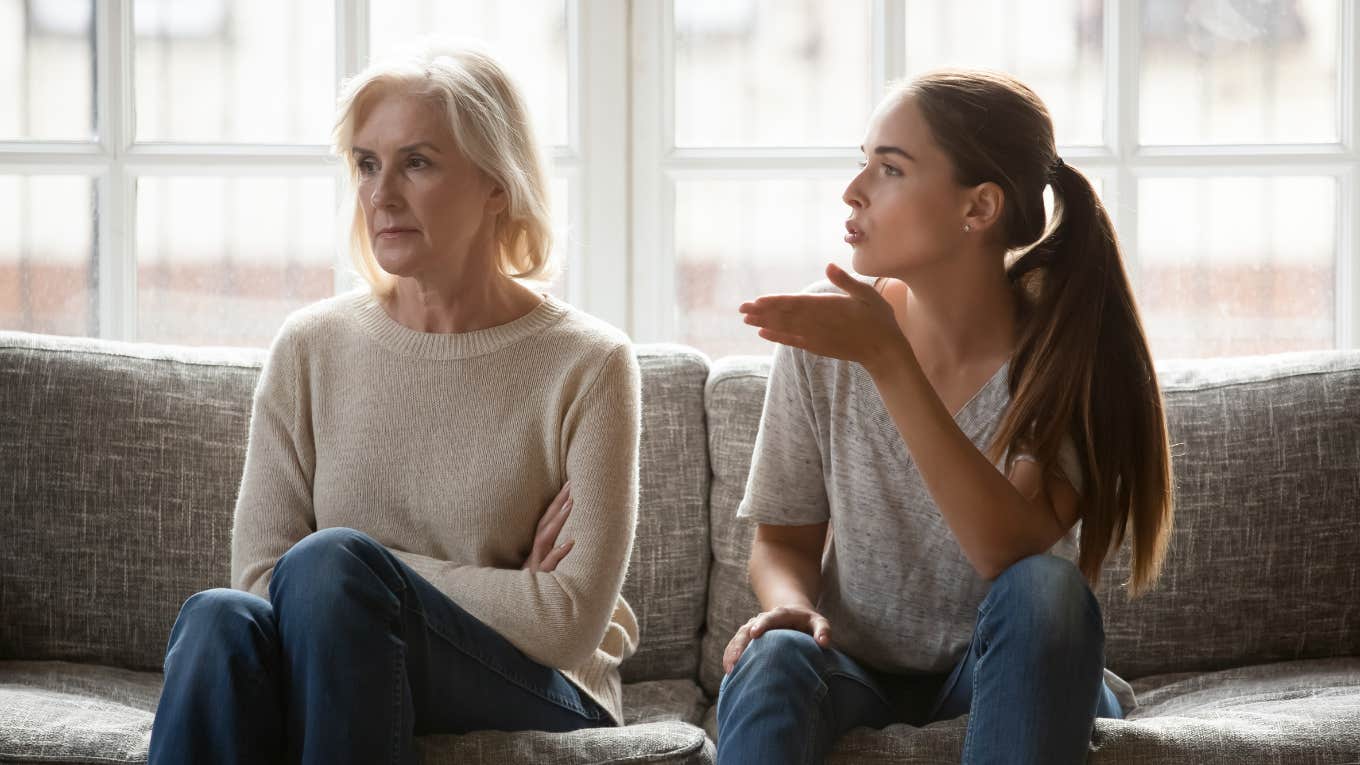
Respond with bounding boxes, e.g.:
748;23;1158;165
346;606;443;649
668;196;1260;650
723;605;832;674
522;482;574;573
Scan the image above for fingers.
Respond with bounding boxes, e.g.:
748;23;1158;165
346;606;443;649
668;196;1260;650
811;615;833;647
756;328;807;349
535;482;572;534
824;262;875;300
538;538;574;572
723;623;754;675
748;606;816;637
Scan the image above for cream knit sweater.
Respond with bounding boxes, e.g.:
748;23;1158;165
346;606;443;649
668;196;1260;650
229;289;641;725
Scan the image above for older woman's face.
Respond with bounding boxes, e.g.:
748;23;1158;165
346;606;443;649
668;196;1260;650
352;91;505;281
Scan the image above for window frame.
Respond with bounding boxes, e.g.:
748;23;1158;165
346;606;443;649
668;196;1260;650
629;0;1360;351
0;0;1354;352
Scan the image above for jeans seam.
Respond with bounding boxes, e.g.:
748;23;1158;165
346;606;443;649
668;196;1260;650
391;645;404;764
824;669;894;710
402;600;596;720
801;679;829;765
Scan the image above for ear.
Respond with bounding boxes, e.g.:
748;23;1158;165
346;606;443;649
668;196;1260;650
485;184;509;217
961;181;1004;235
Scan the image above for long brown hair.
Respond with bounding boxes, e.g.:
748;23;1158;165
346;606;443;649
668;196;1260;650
903;69;1173;597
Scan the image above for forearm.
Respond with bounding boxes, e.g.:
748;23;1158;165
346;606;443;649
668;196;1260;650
865;344;1066;578
392;550;616;668
748;535;823;611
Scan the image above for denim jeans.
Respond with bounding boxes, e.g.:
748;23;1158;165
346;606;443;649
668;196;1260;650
148;527;608;765
716;554;1123;765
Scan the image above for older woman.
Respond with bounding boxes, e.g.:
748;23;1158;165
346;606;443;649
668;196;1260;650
148;42;640;764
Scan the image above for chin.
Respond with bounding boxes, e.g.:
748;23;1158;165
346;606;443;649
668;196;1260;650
850;247;890;278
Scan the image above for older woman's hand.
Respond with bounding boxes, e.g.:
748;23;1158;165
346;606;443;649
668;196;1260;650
522;482;574;573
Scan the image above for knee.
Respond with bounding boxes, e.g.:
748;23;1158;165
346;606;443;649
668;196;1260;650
269;528;398;621
986;555;1103;650
729;629;826;693
167;588;275;666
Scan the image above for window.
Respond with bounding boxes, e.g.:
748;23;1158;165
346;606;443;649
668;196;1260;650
2;0;1355;359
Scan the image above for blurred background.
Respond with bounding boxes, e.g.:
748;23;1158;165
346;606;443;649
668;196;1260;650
0;0;1348;359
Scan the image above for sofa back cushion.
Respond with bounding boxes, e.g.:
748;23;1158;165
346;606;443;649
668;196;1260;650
700;351;1360;694
0;332;712;681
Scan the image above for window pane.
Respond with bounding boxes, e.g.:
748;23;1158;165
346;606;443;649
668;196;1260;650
675;1;873;147
1140;0;1338;145
0;0;95;141
1137;176;1334;358
136;176;336;346
134;0;335;143
0;175;97;336
369;1;568;147
675;178;848;357
904;0;1104;146
543;176;568;297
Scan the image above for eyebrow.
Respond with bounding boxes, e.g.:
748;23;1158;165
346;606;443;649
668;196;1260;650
861;145;916;161
351;142;442;156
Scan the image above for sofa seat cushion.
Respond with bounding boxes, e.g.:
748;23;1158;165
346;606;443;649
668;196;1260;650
0;661;714;764
700;657;1360;763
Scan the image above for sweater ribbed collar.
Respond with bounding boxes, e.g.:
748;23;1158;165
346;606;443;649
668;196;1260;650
349;289;569;360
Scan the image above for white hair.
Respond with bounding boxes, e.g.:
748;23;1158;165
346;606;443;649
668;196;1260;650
332;39;555;295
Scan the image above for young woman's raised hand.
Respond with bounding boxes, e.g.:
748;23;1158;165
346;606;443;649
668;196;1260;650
722;605;833;675
739;262;907;373
522;481;574;573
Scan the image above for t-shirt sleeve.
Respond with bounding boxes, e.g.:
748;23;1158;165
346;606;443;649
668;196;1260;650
1013;435;1084;496
736;343;830;525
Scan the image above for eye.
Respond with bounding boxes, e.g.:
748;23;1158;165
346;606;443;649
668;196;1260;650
356;157;378;176
881;163;902;177
407;155;430;170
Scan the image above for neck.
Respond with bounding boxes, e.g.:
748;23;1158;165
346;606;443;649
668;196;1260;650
385;258;542;334
887;248;1018;373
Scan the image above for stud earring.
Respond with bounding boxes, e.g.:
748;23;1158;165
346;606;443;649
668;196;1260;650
963;224;972;233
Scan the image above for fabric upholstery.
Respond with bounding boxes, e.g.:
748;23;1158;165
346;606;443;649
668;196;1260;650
621;346;712;683
0;661;712;765
0;333;262;671
1095;351;1360;679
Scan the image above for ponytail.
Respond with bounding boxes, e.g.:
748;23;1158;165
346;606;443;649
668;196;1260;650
904;69;1174;596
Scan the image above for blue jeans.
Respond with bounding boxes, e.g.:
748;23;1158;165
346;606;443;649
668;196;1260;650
148;527;608;765
716;554;1123;765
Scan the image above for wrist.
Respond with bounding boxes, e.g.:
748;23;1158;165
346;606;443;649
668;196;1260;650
861;335;915;380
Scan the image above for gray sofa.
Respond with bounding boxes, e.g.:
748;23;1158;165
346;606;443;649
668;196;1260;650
2;329;1358;764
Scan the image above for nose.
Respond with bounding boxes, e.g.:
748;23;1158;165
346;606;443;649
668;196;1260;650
369;167;401;210
842;170;865;210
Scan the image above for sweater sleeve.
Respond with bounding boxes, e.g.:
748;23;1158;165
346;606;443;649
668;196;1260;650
230;328;317;597
391;344;641;670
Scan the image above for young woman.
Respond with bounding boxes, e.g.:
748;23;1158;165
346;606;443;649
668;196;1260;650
148;42;640;764
718;69;1174;765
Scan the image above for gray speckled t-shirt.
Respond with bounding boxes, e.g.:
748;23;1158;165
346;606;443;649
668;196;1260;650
737;279;1136;711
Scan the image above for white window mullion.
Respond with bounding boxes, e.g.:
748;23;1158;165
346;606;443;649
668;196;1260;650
95;0;135;341
630;0;670;343
333;0;368;296
1110;0;1141;293
571;0;629;332
1341;0;1358;349
873;0;905;100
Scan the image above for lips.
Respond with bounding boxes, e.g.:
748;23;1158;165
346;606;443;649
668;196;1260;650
376;227;417;238
844;220;865;245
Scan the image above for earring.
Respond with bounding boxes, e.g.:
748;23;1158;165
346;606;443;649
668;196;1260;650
963;224;972;232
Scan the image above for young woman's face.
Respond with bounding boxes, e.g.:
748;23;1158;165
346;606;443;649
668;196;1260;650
352;91;505;281
843;94;972;278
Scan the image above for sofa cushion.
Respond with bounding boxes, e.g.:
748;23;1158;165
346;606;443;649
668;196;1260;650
0;661;714;764
0;332;712;684
0;333;261;672
1096;351;1360;679
622;346;712;683
698;657;1360;763
699;357;769;697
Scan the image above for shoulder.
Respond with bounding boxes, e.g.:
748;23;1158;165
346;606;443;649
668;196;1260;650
270;290;368;352
541;298;634;367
